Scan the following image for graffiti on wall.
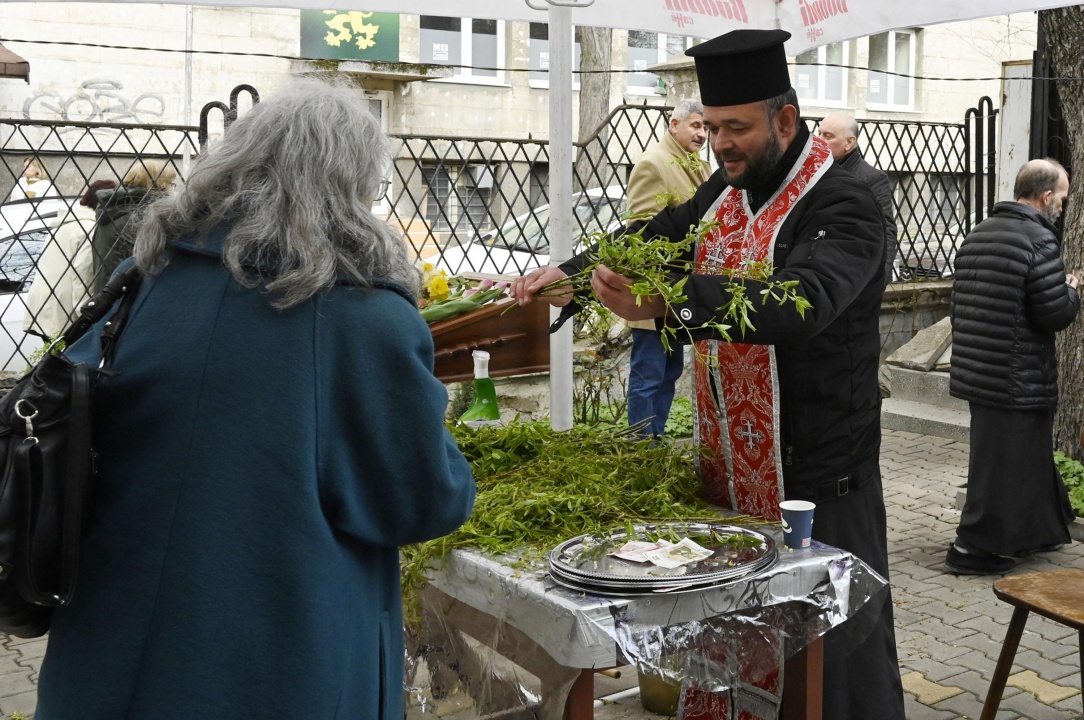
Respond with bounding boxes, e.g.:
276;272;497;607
22;78;166;124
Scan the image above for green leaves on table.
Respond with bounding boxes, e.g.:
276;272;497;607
401;421;722;620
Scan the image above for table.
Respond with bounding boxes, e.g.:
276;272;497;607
411;534;887;720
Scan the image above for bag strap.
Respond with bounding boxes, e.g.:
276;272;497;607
19;362;94;606
58;362;93;603
98;271;143;369
61;265;143;351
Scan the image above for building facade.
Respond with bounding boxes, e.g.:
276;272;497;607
0;5;1040;275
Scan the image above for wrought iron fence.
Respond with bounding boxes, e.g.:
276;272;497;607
0;118;198;373
0;94;994;372
395;100;995;282
386;103;672;278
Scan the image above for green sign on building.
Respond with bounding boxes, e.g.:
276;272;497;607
300;10;400;61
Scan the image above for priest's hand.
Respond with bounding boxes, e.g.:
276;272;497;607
591;265;665;321
510;265;572;307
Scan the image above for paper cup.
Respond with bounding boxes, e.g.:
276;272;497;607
780;500;815;549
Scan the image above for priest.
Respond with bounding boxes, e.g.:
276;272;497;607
510;29;905;719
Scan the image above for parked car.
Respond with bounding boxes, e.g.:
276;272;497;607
895;214;977;281
0;196;80;371
436;186;627;276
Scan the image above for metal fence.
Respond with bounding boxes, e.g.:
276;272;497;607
0;118;197;373
0;92;995;372
391;99;996;281
386;103;671;277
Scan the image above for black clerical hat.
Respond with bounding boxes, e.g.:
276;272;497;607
685;29;792;107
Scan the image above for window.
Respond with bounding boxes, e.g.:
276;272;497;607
528;23;581;89
627;32;693;94
929;174;961;230
867;30;915;110
794;42;848;107
420;16;505;84
529;163;549;207
459;165;493;237
423;166;453;232
422;165;493;237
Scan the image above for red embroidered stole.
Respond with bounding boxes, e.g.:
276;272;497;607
693;136;832;521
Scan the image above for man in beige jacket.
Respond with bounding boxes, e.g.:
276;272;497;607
626;98;710;435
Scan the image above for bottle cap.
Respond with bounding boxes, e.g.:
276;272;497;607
473;350;491;379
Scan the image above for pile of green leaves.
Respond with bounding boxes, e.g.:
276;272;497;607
401;421;743;615
1054;451;1084;517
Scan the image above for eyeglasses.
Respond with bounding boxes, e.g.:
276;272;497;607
375;179;391;201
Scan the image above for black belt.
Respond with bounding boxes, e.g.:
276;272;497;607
786;459;878;504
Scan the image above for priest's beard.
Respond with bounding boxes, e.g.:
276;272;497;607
716;124;785;190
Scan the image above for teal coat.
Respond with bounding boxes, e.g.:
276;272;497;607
36;231;476;719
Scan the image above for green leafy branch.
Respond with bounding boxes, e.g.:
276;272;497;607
685;258;813;341
672;152;706;175
535;221;813;352
654;190;678;207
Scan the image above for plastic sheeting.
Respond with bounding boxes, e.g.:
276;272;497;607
406;534;886;720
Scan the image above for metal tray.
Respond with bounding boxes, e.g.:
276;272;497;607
547;522;776;595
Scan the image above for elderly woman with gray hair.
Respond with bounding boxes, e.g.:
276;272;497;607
35;79;476;719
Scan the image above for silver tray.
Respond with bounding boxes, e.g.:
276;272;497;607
547;565;749;596
547;522;776;595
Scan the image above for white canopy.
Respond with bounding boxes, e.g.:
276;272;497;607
22;0;1081;53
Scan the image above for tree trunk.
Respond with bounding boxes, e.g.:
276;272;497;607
1039;8;1084;456
574;27;612;192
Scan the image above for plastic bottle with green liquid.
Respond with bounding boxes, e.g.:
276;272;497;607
459;350;502;426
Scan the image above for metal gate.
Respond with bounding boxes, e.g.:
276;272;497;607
0;90;996;372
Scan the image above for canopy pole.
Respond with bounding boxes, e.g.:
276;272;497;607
548;2;574;431
182;4;194;179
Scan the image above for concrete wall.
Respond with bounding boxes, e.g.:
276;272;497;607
0;6;661;141
803;14;1038;123
0;4;296;130
879;282;951;361
3;6;1034;139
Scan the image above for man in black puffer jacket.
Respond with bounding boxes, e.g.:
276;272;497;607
946;158;1080;575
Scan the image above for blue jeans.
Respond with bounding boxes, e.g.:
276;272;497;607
627;329;684;436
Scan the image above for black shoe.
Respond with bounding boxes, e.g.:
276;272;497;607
944;545;1014;575
1011;542;1066;558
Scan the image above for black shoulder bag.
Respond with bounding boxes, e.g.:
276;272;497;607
0;265;142;637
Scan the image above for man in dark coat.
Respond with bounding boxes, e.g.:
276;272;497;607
818;112;897;278
512;29;904;720
89;160;176;294
946;158;1080;575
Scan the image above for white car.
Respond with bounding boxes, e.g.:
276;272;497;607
895;214;976;281
0;196;79;371
436;186;627;276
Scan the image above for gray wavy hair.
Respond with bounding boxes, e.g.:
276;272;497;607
133;77;419;308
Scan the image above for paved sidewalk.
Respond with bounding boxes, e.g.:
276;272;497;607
1;429;1082;719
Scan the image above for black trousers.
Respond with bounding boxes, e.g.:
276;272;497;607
806;467;906;720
